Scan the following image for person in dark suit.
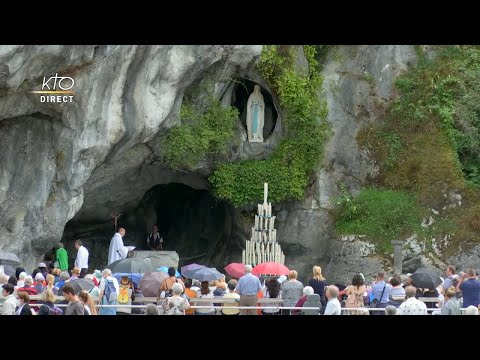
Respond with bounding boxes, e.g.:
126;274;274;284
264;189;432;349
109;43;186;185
147;224;163;250
15;291;33;315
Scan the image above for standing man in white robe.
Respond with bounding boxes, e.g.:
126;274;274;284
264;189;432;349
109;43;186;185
108;228;133;265
74;239;89;278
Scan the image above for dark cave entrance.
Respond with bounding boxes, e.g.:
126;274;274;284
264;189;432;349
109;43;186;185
63;183;245;271
232;79;278;140
132;184;228;253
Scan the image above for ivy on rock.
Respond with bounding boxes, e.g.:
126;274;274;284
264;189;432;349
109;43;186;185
210;45;329;206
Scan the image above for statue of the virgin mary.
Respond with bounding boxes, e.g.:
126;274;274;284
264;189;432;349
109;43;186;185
246;84;265;142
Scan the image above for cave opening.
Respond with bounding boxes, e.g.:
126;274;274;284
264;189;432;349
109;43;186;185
130;183;229;254
232;79;278;140
63;182;244;271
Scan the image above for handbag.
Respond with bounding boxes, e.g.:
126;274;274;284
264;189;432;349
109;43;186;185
370;284;386;308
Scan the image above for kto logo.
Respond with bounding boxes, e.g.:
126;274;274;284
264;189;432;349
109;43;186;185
31;73;75;103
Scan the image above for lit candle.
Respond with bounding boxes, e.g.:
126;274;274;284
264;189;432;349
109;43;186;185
264;182;268;204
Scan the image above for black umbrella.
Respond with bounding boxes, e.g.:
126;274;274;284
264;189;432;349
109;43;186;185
107;258;154;274
0;251;21;266
411;268;442;290
69;278;95;295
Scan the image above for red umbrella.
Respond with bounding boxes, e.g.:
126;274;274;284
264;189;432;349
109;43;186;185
253;262;289;276
224;263;246;279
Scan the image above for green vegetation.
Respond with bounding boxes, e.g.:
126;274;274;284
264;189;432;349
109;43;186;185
351;45;480;253
314;45;335;66
210;45;329;206
363;73;375;85
335;188;422;252
391;45;480;186
162;95;239;170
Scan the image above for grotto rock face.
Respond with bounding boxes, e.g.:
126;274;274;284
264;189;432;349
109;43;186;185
0;45;262;271
274;46;420;283
2;45;456;282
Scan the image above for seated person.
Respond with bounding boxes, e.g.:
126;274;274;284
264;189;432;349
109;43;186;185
388;275;406;307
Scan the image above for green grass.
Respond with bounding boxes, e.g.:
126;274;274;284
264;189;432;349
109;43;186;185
335;189;423;253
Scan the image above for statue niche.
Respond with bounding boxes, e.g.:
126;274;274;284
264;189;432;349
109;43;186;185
246;84;265;142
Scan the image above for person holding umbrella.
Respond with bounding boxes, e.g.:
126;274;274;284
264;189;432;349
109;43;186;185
195;281;215;315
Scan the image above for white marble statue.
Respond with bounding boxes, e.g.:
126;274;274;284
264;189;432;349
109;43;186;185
246;84;265;142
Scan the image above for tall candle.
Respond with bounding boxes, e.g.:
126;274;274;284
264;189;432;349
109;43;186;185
264;182;268;204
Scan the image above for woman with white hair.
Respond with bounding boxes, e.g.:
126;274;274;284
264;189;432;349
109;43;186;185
465;305;479;315
162;282;190;315
16;272;27;288
292;286;314;315
98;269;119;316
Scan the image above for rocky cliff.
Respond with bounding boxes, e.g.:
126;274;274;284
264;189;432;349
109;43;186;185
1;45;477;283
0;45;262;271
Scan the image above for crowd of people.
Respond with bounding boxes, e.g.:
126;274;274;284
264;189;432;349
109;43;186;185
1;256;480;315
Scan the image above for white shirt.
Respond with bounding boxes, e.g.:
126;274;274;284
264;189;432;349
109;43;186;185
398;297;428;315
324;298;342;315
2;294;17;315
75;246;89;269
108;233;128;265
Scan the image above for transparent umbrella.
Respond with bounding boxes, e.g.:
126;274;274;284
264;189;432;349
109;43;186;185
0;251;21;266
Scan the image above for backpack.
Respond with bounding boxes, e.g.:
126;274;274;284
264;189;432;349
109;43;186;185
345;293;358;308
118;286;130;304
49;305;63;315
163;278;178;298
39;304;63;315
103;279;117;303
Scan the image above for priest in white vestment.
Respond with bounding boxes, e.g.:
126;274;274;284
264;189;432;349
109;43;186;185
108;228;133;266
